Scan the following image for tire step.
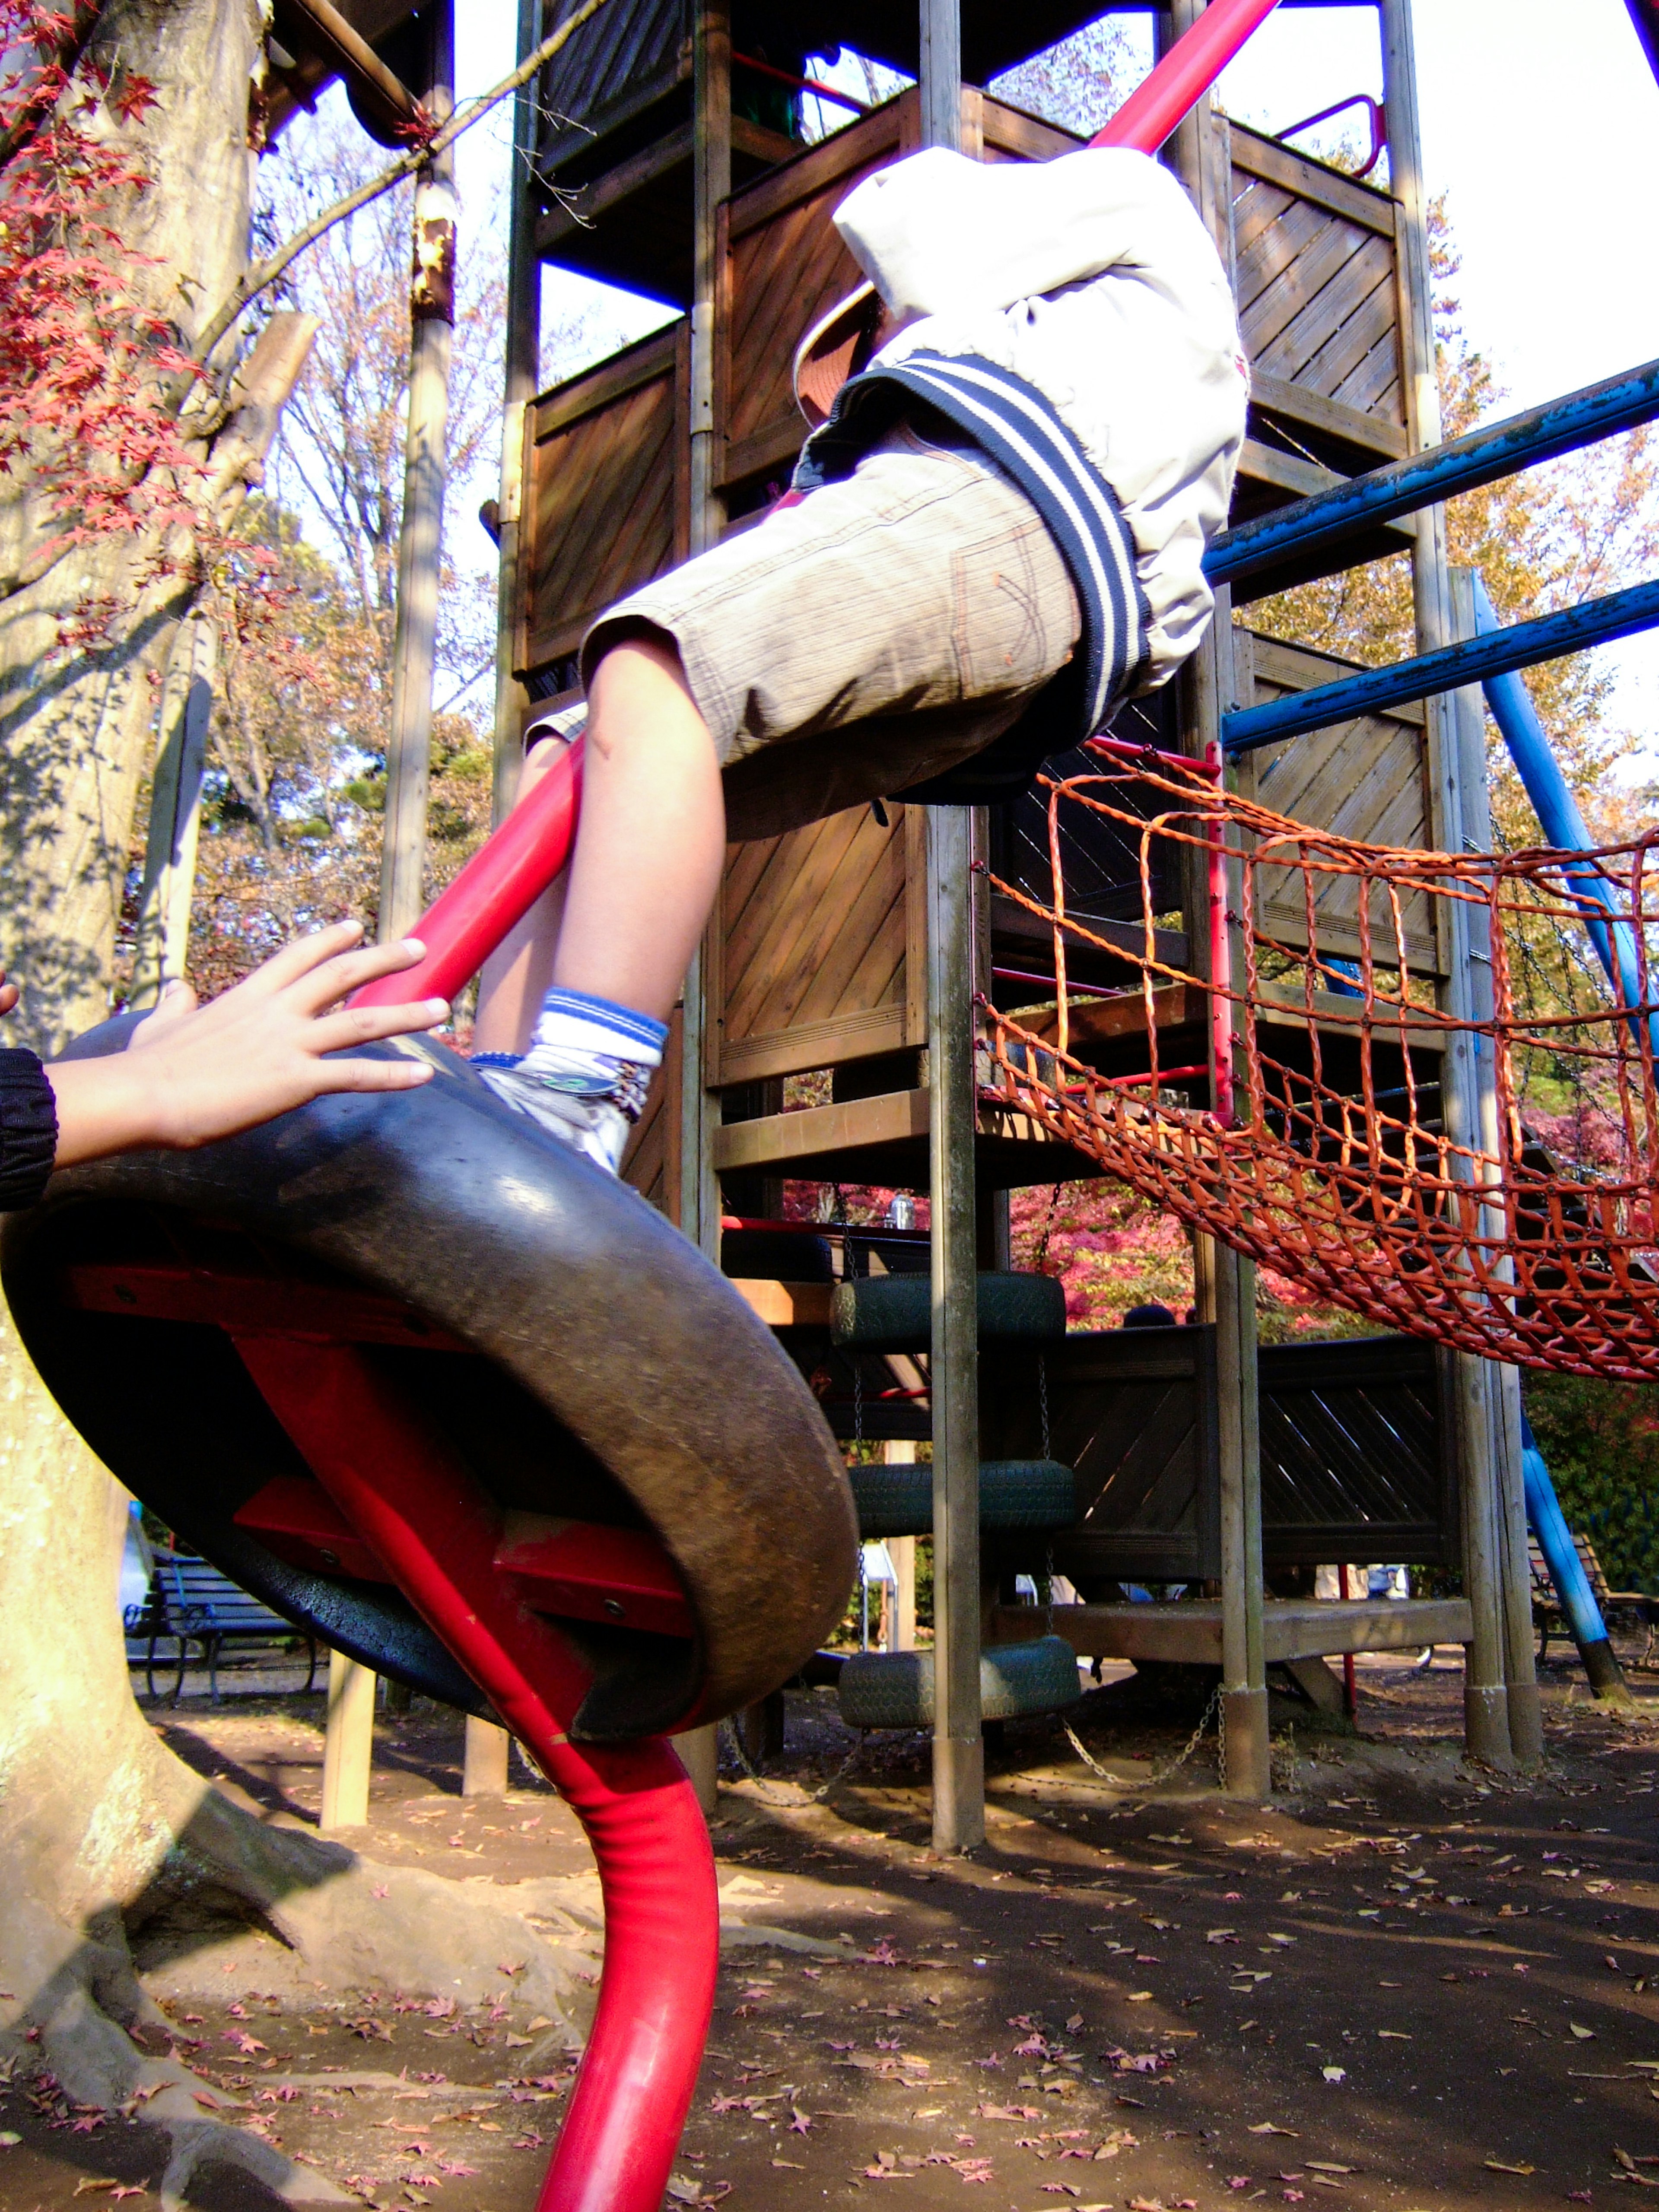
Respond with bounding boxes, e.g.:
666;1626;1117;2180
848;1458;1075;1537
830;1271;1065;1352
837;1635;1081;1728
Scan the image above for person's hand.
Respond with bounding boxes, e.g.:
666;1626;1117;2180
0;966;20;1020
46;922;450;1167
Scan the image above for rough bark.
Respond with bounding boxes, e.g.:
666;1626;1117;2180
0;0;261;1054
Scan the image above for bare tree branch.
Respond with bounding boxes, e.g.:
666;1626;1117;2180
192;0;611;366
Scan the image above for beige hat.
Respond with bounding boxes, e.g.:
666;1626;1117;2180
791;281;885;428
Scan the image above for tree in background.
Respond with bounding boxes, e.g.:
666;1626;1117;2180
139;111;511;1000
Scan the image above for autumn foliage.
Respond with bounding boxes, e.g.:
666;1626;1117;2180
0;0;211;590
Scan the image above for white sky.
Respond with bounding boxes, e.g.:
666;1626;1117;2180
436;0;1659;750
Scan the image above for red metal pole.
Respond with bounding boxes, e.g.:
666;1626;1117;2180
1090;0;1285;152
353;736;584;1012
235;1335;718;2212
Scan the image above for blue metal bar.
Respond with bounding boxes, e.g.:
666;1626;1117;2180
1472;577;1659;1058
1521;1410;1627;1698
1220;579;1659;756
1206;356;1659;590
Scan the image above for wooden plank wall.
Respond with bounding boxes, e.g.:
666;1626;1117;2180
516;322;688;679
1233;630;1440;974
1258;1336;1459;1566
708;803;928;1085
980;1330;1224;1588
1230;123;1407;473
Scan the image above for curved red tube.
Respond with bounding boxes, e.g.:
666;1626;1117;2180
234;1335;718;2212
353;736;584;1012
1090;0;1284;153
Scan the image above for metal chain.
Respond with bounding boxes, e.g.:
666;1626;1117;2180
721;1713;864;1807
1061;1681;1223;1791
1038;1352;1051;1460
1033;1182;1062;1275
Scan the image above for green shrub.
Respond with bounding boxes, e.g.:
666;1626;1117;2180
1524;1372;1659;1596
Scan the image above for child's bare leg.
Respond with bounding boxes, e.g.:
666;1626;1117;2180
470;633;724;1174
552;632;725;1020
472;739;570;1056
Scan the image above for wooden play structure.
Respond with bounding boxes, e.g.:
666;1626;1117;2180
494;0;1536;1824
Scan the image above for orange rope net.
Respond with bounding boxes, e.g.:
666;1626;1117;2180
982;748;1659;1382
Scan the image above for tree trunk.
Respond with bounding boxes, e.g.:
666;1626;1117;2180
0;10;596;2196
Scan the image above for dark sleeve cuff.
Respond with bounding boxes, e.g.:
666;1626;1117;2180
0;1047;58;1212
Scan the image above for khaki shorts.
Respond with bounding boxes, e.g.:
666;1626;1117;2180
582;421;1080;841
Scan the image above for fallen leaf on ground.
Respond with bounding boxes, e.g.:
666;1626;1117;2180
1305;2164;1354;2176
1484;2159;1535;2176
1249;2124;1300;2137
1570;2024;1596;2041
1322;2068;1347;2085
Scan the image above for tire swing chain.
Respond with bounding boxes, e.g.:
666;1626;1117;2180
1062;1681;1224;1792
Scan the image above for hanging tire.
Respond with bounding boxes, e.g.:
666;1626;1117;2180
847;1459;1075;1537
837;1634;1081;1729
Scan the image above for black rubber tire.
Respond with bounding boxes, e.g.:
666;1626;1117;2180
847;1459;1075;1538
837;1635;1082;1729
3;1024;856;1742
830;1271;1065;1352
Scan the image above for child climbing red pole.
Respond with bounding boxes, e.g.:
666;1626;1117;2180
356;0;1284;1022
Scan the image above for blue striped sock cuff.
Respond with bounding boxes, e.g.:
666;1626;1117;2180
531;988;669;1064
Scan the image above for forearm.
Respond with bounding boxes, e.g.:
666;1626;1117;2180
43;1054;174;1167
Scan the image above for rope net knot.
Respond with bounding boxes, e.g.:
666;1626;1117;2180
980;746;1659;1382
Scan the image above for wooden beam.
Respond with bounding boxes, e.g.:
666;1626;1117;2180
729;1279;836;1327
712;1087;931;1173
1001;1596;1475;1666
918;0;981;1862
1251;371;1409;463
462;1716;511;1796
319;1648;375;1831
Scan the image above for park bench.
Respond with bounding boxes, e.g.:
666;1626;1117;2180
1529;1533;1659;1666
125;1553;317;1704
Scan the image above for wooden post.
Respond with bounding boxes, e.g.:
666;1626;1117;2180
462;1714;512;1796
319;1647;375;1831
917;0;979;1855
1451;571;1531;1761
129;613;216;1009
1443;567;1524;1765
1163;1;1268;1797
887;1444;919;1651
927;799;983;1850
379;0;456;940
489;0;545;828
675;0;733;1820
1492;1363;1545;1760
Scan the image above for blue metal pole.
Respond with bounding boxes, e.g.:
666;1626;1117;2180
1207;356;1659;591
1520;1410;1627;1698
1471;578;1659;1058
1220;578;1659;756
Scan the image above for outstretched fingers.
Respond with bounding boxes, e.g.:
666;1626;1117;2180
317;1056;439;1094
239;917;368;997
308;997;450;1056
284;935;430;1018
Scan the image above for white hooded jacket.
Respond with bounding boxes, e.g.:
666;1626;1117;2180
829;143;1249;688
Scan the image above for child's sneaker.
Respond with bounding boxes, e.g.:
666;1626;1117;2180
470;1045;652;1176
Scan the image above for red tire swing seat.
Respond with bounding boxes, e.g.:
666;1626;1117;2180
2;1017;856;2212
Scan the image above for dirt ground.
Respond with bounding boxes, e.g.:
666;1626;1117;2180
7;1643;1659;2212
